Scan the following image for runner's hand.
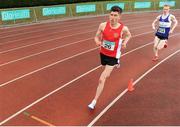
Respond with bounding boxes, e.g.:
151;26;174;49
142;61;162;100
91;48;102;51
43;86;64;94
122;42;127;49
96;41;101;46
169;29;173;34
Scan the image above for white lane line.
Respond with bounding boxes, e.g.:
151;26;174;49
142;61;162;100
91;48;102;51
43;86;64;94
0;37;93;67
0;16;154;38
0;32;179;88
0;34;179;125
0;47;98;88
0;19;153;40
0;22;152;53
0;30;154;87
0;20;99;40
88;49;180;126
0;18;152;46
0;30;95;53
0;17;106;37
0;65;101;126
0;30;153;67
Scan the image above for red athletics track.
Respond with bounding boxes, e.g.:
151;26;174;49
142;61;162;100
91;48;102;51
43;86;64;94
0;11;180;126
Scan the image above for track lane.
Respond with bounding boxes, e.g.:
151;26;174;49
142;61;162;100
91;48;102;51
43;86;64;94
0;11;179;125
0;25;155;86
1;32;180;125
94;49;180;126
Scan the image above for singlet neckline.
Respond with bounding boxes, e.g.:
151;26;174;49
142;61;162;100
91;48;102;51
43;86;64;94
161;14;170;19
108;22;122;30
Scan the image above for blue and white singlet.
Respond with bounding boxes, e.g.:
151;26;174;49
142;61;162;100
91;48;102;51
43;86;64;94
156;14;172;38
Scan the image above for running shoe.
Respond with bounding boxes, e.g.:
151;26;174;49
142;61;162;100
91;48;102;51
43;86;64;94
152;56;159;61
164;43;168;48
88;100;96;110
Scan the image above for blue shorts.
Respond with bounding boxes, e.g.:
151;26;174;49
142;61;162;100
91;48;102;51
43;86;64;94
155;33;169;40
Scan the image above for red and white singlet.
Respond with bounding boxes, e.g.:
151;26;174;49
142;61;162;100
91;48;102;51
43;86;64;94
100;21;124;58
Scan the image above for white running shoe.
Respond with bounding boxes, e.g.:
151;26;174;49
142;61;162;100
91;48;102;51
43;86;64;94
88;100;96;109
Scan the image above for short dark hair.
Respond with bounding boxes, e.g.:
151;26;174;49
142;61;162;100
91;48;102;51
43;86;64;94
163;4;170;8
111;6;123;14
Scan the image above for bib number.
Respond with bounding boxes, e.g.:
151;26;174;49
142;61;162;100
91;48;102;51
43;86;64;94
158;28;165;33
102;40;115;51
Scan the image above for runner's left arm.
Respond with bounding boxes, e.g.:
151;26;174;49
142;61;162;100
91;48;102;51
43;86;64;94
170;15;178;33
122;26;131;48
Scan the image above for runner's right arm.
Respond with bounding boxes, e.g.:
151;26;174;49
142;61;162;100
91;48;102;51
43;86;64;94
94;23;104;46
152;15;160;30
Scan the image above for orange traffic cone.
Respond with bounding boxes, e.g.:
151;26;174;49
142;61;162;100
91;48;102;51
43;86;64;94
128;78;135;92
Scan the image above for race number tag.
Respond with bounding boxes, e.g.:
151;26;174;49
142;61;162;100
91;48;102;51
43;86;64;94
102;40;115;51
158;28;165;33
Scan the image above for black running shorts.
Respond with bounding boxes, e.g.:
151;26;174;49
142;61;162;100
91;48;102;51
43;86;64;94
100;53;118;66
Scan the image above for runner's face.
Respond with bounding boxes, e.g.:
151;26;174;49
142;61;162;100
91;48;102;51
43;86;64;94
163;6;170;14
109;11;120;25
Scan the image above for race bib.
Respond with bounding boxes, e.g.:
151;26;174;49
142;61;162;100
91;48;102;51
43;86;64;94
158;28;165;33
102;40;115;51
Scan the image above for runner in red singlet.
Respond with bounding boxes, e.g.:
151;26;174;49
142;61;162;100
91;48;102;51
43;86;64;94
88;6;131;109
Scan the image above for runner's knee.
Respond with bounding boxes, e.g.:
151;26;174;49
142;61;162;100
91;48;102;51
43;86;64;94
153;45;158;50
99;73;109;84
99;77;105;84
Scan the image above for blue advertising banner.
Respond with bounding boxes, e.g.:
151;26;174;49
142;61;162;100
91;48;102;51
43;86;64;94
134;2;151;9
1;9;30;21
159;1;176;7
43;6;66;16
76;4;96;13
